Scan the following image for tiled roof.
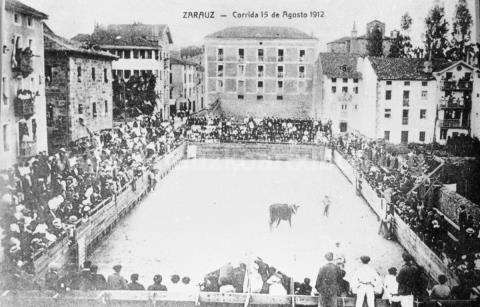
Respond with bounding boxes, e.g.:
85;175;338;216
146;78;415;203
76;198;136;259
369;57;452;80
318;53;362;79
44;24;117;60
72;23;172;47
170;57;198;67
6;0;48;19
328;34;391;44
205;26;316;40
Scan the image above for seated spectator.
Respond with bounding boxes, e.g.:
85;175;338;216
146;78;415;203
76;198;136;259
107;264;127;290
181;276;197;293
296;278;312;295
127;273;145;290
147;274;167;291
90;265;106;290
430;274;451;300
169;274;182;292
266;269;287;295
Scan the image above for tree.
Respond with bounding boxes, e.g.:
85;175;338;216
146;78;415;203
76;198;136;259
424;3;450;59
113;73;157;119
367;26;384;57
447;0;473;62
389;13;413;58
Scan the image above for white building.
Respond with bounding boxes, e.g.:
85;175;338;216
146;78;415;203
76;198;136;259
316;53;362;133
169;57;201;115
1;0;48;169
73;24;173;120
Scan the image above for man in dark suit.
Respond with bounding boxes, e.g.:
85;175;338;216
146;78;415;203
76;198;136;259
316;252;341;307
396;253;418;296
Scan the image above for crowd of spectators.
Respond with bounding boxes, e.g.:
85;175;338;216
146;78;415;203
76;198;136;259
0;114;184;286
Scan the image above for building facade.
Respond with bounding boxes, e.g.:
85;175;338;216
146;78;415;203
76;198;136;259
316;53;363;134
1;0;48;169
204;26;318;118
72;23;173;120
327;20;392;56
169;57;201;115
44;24;117;150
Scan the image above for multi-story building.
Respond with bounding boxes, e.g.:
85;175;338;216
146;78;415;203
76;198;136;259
470;0;480;48
194;64;205;113
327;20;393;56
1;0;48;169
204;26;318;118
72;23;173;120
316;53;362;133
169;57;200;115
44;24;117;150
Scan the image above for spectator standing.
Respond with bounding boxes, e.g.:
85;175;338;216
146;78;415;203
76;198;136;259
296;278;312;295
147;274;168;291
90;265;107;290
382;267;399;304
430;274;451;300
107;265;127;290
315;252;341;307
396;254;418;296
351;256;379;307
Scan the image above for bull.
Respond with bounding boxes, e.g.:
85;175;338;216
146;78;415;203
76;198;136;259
269;203;300;230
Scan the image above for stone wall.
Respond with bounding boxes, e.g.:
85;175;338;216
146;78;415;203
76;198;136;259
437;187;480;226
190;142;325;161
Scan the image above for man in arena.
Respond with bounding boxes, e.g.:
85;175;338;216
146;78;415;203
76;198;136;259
323;195;332;217
351;256;379;307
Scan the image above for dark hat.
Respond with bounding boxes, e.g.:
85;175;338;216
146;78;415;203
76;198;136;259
360;256;371;264
130;273;139;281
113;264;122;272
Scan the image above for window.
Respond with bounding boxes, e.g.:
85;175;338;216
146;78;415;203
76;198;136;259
257;81;264;91
277;95;283;100
92;68;96;81
217;48;224;61
133;50;139;59
238;80;245;92
216;80;223;91
342;86;348;93
104;101;108;115
299;49;305;61
353;78;359;83
28;39;32;48
384;131;390;141
146;50;152;59
421;91;428;99
420;109;426;119
385;90;391;100
404;81;410;86
299;66;305;78
217;65;223;77
402;109;409;125
27;17;32;27
440;129;447;140
238;64;245;76
257;65;264;78
278;49;284;62
278;81;283;89
139;50;145;59
154;50;159;60
340;122;347;132
277;65;284;78
422;81;428;86
257;95;263;100
238;94;244;100
332;86;337;93
384;109;391;118
92;103;97;118
354;86;358;94
3;124;8;151
343;78;348;83
104;68;108;83
258;49;264;61
419;131;426;142
401;131;409;143
238;48;244;61
14;14;20;24
2;77;8;105
332;78;337;83
124;50;131;59
403;90;410;106
124;70;131;78
78;104;83;114
386;81;392;85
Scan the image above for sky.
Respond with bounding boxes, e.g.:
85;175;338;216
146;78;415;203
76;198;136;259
21;0;462;50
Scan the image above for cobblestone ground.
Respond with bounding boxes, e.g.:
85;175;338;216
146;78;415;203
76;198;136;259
91;159;405;289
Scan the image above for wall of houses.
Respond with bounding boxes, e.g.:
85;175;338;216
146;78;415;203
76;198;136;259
204;38;317;118
1;7;47;169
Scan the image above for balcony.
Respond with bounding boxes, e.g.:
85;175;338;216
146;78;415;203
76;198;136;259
402;117;408;125
277;72;284;78
14;99;35;118
19;141;36;158
402;98;409;107
441;80;473;91
440;119;468;128
278;56;284;62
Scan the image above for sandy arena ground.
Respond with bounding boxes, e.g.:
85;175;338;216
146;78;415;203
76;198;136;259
90;158;405;288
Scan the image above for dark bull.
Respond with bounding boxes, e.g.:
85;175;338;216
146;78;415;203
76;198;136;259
269;203;300;230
